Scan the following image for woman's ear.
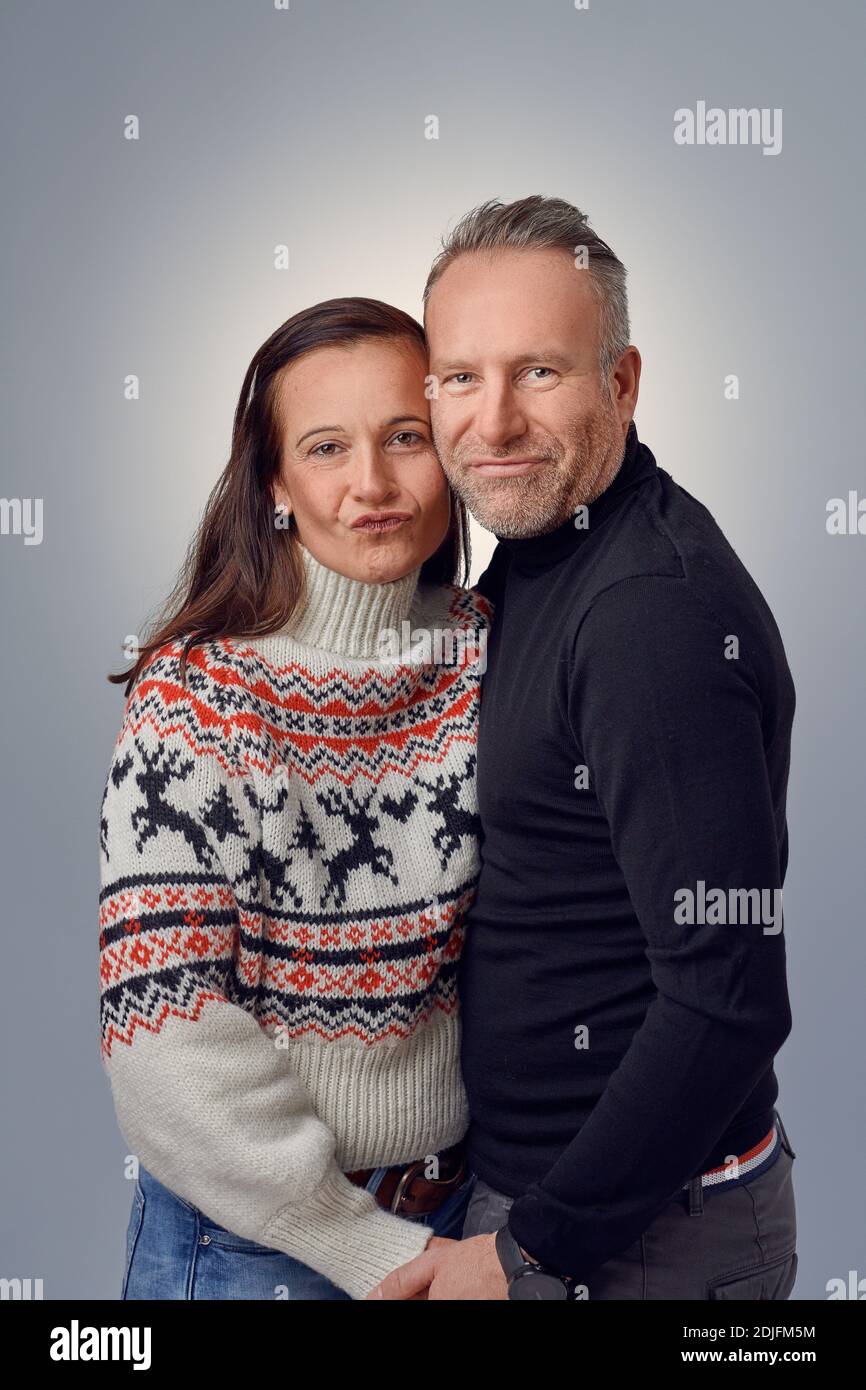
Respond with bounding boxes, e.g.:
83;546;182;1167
271;476;293;519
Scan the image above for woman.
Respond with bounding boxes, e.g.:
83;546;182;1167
98;298;492;1300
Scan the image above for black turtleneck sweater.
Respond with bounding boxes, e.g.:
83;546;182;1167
462;421;795;1282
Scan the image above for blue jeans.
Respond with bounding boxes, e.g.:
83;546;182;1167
121;1163;476;1300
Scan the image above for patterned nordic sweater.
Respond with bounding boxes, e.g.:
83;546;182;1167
98;544;491;1298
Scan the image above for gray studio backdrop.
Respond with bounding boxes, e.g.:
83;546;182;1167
1;0;863;1300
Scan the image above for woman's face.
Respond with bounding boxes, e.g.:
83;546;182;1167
271;337;451;585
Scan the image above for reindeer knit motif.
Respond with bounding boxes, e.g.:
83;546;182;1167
98;543;492;1299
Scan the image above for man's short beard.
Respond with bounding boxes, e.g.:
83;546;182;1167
434;396;625;539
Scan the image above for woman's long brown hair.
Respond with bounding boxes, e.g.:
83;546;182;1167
108;297;471;698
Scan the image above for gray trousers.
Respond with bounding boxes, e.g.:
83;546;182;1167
462;1110;798;1299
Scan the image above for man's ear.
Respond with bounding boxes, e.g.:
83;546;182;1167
610;345;641;431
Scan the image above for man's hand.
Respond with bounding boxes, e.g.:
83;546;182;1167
367;1233;509;1300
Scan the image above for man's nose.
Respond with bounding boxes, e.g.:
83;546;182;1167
471;382;528;449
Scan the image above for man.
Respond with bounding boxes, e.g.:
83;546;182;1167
370;196;797;1301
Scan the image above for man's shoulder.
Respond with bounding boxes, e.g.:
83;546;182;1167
576;473;792;695
473;542;511;607
583;469;765;623
580;472;685;606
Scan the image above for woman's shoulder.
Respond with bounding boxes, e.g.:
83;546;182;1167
411;578;494;635
126;636;236;707
118;636;246;771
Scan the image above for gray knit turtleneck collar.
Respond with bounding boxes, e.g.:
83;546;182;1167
278;542;423;659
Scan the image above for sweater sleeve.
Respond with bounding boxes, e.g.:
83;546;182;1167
506;576;793;1283
98;650;433;1299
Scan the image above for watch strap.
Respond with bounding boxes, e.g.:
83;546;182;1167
495;1222;529;1280
495;1222;575;1298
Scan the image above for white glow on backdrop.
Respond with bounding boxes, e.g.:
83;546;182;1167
2;0;865;1301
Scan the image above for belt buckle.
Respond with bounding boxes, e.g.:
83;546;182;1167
388;1151;467;1215
389;1159;426;1215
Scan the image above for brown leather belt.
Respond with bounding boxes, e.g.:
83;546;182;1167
345;1139;467;1216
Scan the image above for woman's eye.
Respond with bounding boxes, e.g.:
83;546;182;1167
389;430;426;447
310;441;341;458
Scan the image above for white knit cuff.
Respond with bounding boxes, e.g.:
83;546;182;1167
260;1167;438;1299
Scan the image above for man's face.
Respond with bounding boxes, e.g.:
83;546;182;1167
425;247;627;537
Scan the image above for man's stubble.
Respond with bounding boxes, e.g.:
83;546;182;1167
432;391;626;540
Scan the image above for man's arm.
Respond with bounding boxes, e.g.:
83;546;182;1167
505;574;793;1285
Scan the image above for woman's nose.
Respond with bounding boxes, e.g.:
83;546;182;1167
351;447;399;502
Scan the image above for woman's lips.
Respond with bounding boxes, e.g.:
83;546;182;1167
350;513;412;532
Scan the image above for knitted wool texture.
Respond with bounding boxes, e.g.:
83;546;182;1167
98;544;491;1298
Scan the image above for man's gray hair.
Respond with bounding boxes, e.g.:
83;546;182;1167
423;195;630;377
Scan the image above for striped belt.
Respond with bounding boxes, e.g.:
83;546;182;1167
683;1122;781;1192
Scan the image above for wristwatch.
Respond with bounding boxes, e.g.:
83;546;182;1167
495;1222;575;1300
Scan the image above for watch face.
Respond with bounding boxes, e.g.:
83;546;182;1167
509;1269;569;1300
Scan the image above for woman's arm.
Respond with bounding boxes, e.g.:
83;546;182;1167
98;648;433;1299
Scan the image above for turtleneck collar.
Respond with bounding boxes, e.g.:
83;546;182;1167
281;543;423;659
496;421;658;575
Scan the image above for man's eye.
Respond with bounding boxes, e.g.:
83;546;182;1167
524;367;555;381
446;373;474;386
